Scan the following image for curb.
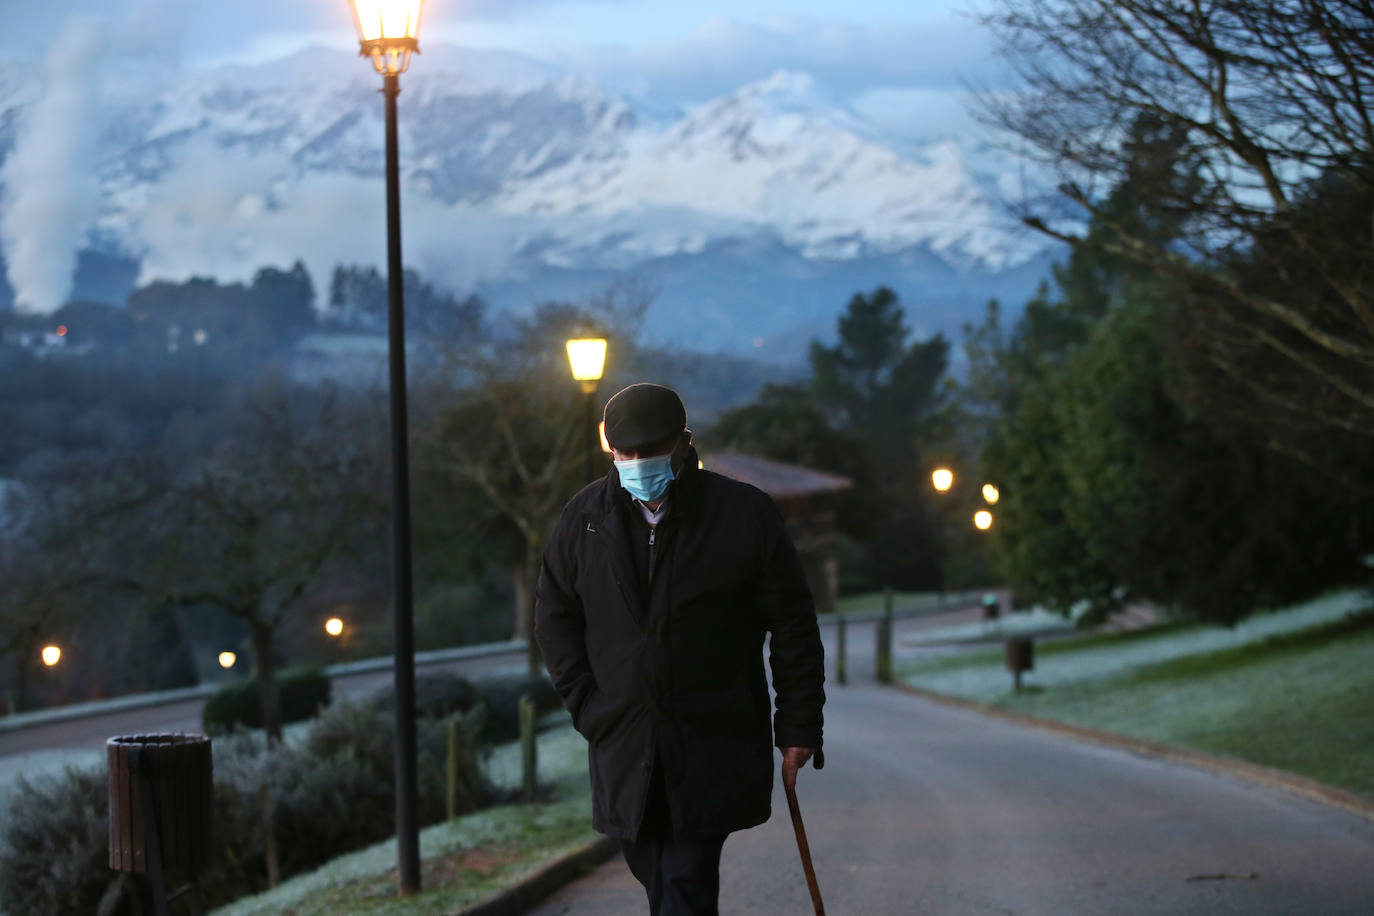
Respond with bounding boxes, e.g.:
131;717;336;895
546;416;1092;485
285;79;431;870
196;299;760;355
894;682;1374;824
458;835;621;916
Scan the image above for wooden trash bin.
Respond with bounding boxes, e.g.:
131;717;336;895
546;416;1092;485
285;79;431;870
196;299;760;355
1004;637;1034;691
108;733;213;913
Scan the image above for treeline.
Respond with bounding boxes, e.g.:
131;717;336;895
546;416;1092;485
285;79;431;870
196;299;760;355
0;268;792;718
709;2;1374;622
0;261;482;380
960;1;1374;623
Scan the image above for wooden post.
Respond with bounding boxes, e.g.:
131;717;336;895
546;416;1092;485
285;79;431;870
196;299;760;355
446;719;459;821
836;614;847;686
876;587;894;684
257;783;279;889
519;695;537;804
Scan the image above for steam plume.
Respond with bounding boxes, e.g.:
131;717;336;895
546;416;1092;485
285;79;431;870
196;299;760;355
0;18;106;315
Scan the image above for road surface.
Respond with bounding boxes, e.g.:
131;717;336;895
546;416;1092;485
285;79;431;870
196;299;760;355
0;602;969;763
530;617;1374;915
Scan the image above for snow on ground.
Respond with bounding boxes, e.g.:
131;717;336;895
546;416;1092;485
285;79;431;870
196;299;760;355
904;589;1371;702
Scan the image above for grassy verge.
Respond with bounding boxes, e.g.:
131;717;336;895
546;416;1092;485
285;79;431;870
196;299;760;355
211;726;599;916
899;589;1374;797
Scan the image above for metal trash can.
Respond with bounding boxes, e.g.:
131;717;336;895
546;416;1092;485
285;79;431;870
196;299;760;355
108;733;213;912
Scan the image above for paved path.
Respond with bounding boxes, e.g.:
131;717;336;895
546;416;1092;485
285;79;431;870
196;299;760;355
530;621;1374;915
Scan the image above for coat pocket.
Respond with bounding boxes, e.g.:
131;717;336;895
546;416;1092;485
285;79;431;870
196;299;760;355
573;686;626;744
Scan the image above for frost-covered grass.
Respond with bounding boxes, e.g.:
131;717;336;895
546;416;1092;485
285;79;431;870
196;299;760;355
898;607;1074;646
900;589;1374;796
211;726;597;916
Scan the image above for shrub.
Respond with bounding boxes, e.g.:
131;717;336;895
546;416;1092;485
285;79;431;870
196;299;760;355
471;672;564;743
273;699;490;870
201;666;331;734
0;766;113;916
0;702;492;916
369;670;480;722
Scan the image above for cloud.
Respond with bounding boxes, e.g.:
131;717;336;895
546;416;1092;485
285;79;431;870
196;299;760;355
553;13;999;103
132;140;537;300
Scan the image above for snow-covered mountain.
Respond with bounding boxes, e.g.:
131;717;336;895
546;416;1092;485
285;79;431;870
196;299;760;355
0;45;1054;357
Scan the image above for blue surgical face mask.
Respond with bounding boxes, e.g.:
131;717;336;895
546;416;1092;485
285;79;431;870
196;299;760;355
615;453;676;502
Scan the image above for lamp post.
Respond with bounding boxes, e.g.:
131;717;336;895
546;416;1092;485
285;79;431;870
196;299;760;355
347;0;424;895
565;337;608;482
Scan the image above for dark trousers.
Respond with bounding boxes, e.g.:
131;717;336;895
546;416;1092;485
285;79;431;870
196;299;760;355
620;762;728;916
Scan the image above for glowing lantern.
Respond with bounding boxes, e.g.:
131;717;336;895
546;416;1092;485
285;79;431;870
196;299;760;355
565;338;608;393
982;484;1000;505
348;0;425;76
325;617;345;637
218;651;237;669
974;510;994;531
41;645;62;666
932;468;954;492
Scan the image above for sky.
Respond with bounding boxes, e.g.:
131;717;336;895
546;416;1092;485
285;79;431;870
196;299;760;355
7;1;999;122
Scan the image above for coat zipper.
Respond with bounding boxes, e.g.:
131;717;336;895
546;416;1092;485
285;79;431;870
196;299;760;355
647;527;657;583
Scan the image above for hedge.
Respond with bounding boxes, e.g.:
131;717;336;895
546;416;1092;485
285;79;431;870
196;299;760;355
202;666;332;734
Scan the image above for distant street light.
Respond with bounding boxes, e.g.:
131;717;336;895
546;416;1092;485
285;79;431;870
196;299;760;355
974;510;994;531
40;645;61;667
218;651;237;669
325;617;345;637
566;337;608;482
932;468;954;493
347;0;426;896
982;483;1000;505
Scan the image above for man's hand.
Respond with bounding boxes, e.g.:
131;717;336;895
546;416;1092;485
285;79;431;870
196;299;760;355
781;746;817;789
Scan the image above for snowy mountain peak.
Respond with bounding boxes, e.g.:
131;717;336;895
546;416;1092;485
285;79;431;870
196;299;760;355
0;45;1049;345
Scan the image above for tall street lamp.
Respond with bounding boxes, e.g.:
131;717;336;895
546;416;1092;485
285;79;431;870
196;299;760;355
565;337;608;482
347;0;424;896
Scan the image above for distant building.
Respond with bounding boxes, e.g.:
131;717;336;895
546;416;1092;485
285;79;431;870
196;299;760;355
700;451;853;616
1;327;94;357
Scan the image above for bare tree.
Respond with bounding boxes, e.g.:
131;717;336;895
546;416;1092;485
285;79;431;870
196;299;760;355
152;377;385;743
414;290;649;675
0;455;167;711
977;0;1374;484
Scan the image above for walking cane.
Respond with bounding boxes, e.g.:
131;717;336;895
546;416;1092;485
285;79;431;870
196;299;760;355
784;749;825;916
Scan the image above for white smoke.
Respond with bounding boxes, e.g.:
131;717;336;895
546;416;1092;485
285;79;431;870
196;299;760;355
0;17;106;315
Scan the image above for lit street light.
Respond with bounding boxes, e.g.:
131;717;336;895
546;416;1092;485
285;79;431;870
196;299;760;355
932;467;954;493
982;483;1000;505
348;0;425;895
566;337;608;482
974;510;994;531
218;651;237;669
325;617;345;637
41;645;61;667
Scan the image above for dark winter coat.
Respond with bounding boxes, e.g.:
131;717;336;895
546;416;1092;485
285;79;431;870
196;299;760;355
534;448;825;841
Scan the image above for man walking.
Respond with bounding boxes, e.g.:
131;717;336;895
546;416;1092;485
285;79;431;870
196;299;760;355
535;382;826;915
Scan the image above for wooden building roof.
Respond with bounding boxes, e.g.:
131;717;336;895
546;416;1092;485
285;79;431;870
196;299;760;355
701;451;853;499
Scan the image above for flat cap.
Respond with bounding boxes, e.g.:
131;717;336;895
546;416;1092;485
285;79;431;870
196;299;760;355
602;383;687;451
